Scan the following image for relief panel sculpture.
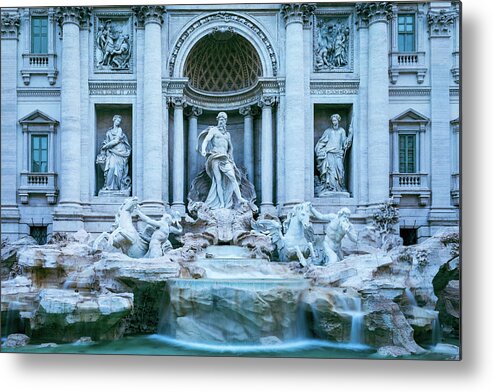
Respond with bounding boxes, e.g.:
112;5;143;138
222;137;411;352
314;15;351;72
94;14;132;72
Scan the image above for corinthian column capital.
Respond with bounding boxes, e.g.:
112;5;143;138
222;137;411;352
55;7;92;28
427;9;458;38
281;3;316;26
133;5;166;27
355;2;392;26
1;11;20;39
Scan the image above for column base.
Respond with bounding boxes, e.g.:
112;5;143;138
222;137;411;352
139;200;165;216
171;203;186;215
428;207;459;227
0;206;21;240
53;203;85;233
260;203;277;216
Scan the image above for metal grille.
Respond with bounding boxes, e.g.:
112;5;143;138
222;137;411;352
30;225;47;245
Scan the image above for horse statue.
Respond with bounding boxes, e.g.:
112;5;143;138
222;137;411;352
252;202;316;266
93;197;149;258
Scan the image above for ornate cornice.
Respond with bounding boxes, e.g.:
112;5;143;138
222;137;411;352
17;88;61;98
388;87;431;97
88;81;136;96
355;2;392;26
169;12;278;77
427;9;458;38
56;7;92;28
281;3;316;27
132;5;165;27
310;80;359;95
1;11;20;39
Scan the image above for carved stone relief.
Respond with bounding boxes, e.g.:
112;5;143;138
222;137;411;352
94;14;133;72
314;15;352;72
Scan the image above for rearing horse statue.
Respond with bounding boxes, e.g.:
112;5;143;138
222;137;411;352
252;202;316;266
93;197;149;258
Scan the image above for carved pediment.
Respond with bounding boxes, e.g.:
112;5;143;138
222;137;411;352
19;110;59;125
390;109;430;125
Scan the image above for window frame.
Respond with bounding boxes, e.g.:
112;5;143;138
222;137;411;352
397;13;416;53
30;15;49;54
398;133;417;174
30;134;49;173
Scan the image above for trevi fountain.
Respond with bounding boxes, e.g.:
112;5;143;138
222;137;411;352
1;111;459;359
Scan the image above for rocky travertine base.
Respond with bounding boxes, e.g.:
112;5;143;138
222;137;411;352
1;228;459;355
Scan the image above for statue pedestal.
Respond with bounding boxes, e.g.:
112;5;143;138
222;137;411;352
98;189;131;198
316;191;350;198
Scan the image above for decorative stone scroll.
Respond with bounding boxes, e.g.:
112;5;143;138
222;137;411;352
94;13;133;72
314;15;351;72
132;5;166;27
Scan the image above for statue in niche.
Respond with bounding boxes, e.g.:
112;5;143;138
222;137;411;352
310;205;357;265
314;18;350;71
195;112;248;210
96;114;131;194
315;113;353;196
96;19;131;71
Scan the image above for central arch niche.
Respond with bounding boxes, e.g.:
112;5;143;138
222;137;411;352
183;31;263;93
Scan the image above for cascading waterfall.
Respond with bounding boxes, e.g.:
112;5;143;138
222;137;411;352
431;311;442;345
336;295;365;346
404;288;418;306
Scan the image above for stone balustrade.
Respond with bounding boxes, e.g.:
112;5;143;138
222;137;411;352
21;53;57;85
18;172;58;204
390;173;430;206
389;51;426;84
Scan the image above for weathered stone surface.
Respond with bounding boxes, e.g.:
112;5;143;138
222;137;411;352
363;295;426;354
29;289;133;343
376;345;411;358
2;333;30;348
164;278;309;344
1;236;38;280
301;287;356;342
402;305;439;344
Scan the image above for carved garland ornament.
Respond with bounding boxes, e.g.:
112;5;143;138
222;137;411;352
169;12;278;77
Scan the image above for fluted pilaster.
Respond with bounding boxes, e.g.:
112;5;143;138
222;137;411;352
259;96;277;211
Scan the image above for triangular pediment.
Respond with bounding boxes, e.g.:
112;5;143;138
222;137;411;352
391;109;430;124
19;110;58;125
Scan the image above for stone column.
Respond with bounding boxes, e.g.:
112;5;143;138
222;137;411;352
56;7;90;209
281;4;315;206
186;106;202;187
239;106;255;182
428;6;457;223
259;96;277;212
134;6;165;210
356;9;369;206
357;3;392;205
171;97;186;213
1;11;21;238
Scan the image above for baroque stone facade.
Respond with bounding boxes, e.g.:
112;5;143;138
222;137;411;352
1;2;460;243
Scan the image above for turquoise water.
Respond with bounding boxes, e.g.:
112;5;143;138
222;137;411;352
1;334;457;360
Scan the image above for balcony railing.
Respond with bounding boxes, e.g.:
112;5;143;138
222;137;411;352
390;173;430;206
451;172;460;206
18;172;58;204
21;53;58;86
389;52;427;84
